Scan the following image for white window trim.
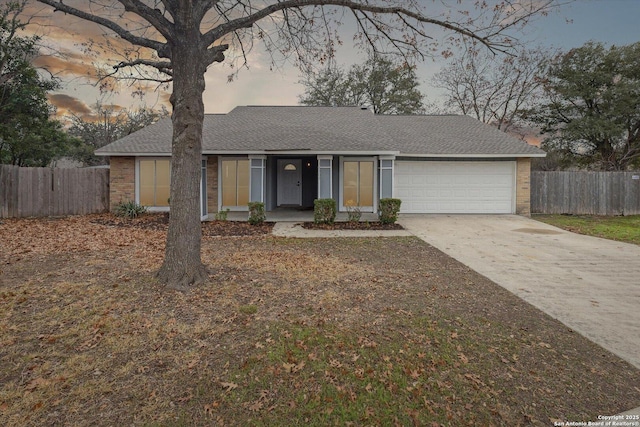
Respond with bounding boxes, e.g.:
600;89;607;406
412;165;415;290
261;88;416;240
217;156;250;212
317;155;333;200
339;156;378;213
135;157;171;212
378;155;395;200
511;160;518;214
200;157;208;220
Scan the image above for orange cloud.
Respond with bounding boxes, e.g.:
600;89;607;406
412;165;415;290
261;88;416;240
48;94;92;117
524;134;542;148
33;55;98;80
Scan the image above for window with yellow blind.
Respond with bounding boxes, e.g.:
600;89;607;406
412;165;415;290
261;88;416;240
343;160;374;208
221;159;250;207
139;159;170;207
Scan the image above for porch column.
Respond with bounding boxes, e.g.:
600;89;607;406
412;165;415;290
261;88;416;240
249;155;266;203
317;155;333;199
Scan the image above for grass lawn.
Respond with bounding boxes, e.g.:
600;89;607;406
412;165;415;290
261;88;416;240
1;215;639;426
534;214;640;245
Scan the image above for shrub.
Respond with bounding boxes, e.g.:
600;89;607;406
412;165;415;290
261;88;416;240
346;205;362;223
113;200;147;218
215;208;230;221
248;202;266;225
378;198;402;224
314;198;337;224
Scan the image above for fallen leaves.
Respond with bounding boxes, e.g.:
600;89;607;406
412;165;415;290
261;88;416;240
357;336;378;348
220;381;238;392
24;377;49;393
203;401;220;418
220;249;364;284
0;214;166;271
282;361;305;374
3;217;640;426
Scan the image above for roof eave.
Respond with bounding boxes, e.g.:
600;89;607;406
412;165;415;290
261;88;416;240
98;151;546;158
202;150;401;156
94;152;172;157
397;153;546;158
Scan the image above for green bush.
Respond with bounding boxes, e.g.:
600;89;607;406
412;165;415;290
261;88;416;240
215;208;230;221
378;198;402;224
248;202;266;225
113;200;147;219
314;198;337;224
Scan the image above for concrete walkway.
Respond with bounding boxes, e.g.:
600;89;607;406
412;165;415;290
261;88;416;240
398;214;640;372
272;221;411;238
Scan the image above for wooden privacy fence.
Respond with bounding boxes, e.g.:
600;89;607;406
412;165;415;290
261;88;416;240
0;165;109;218
531;171;640;215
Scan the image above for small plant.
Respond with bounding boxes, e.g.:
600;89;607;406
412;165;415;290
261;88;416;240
314;198;336;224
378;198;402;224
239;304;258;315
215;208;230;221
248;202;266;225
346;205;362;223
113;200;147;218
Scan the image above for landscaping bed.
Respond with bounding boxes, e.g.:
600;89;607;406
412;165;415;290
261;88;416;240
1;215;639;426
90;213;274;236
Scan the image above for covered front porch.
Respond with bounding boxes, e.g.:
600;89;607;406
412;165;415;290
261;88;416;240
215;153;395;216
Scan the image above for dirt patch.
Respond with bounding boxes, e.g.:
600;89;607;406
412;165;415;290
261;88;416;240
1;216;639;426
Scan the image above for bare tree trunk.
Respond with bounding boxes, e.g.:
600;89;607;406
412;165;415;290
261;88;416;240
156;43;208;290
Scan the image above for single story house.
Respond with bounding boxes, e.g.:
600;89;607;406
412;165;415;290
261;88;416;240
95;105;545;218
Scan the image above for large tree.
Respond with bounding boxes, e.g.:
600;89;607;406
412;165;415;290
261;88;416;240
432;43;550;137
300;56;425;114
32;0;558;289
0;0;75;166
531;41;640;171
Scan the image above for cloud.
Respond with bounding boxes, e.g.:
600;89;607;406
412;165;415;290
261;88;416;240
33;55;99;80
48;94;92;117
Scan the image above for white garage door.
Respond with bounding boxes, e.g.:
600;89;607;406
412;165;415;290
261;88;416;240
395;161;515;213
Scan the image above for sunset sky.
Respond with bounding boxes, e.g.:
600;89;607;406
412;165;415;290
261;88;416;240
21;0;640;121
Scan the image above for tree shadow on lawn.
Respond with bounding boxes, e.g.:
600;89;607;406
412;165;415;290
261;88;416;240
0;216;638;426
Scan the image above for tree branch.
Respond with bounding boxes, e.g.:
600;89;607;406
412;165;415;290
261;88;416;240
34;0;168;54
116;0;175;41
113;58;173;76
203;0;524;53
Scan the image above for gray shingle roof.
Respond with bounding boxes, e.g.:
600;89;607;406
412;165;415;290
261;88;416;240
96;106;545;157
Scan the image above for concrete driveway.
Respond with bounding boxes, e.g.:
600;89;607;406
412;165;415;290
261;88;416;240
399;214;640;370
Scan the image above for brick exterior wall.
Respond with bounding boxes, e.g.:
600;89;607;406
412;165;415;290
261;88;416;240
109;156;135;211
206;155;218;214
515;158;531;216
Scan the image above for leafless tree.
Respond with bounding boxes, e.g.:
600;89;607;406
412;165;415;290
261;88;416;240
432;43;552;137
31;0;561;290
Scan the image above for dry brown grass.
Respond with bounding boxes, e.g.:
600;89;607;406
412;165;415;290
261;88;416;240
1;215;639;426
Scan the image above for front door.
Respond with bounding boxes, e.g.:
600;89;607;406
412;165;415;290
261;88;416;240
277;159;302;206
